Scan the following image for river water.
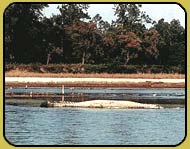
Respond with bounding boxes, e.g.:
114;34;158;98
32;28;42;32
6;87;185;100
5;105;185;145
7;87;185;96
5;87;185;145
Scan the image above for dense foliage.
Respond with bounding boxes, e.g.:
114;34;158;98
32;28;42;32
4;4;185;73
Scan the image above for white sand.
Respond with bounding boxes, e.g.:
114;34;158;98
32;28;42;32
47;100;162;109
5;77;185;83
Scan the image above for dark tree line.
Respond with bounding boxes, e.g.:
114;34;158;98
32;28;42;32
4;3;185;70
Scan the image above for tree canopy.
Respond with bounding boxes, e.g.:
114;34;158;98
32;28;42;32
4;3;185;72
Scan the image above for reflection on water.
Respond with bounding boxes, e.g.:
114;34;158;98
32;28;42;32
5;87;185;145
5;88;185;106
6;87;185;99
7;87;185;94
5;105;185;145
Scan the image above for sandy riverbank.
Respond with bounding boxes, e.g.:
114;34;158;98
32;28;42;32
5;77;185;83
5;77;185;88
45;100;162;109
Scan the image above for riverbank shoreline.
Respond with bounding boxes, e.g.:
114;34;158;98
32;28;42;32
5;70;185;79
5;77;185;88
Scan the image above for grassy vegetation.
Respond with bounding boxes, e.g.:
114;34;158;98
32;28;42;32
5;69;184;79
6;63;185;72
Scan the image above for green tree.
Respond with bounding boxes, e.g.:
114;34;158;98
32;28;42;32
113;4;159;65
4;3;48;63
40;16;65;65
168;19;185;68
116;32;142;65
114;4;154;37
67;22;103;64
140;28;160;64
92;14;111;34
102;31;116;63
154;19;185;69
57;4;91;63
58;4;90;26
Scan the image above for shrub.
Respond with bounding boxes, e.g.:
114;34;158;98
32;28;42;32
5;63;185;74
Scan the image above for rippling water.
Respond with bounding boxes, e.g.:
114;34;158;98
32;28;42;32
5;105;185;145
6;87;185;101
7;87;185;95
